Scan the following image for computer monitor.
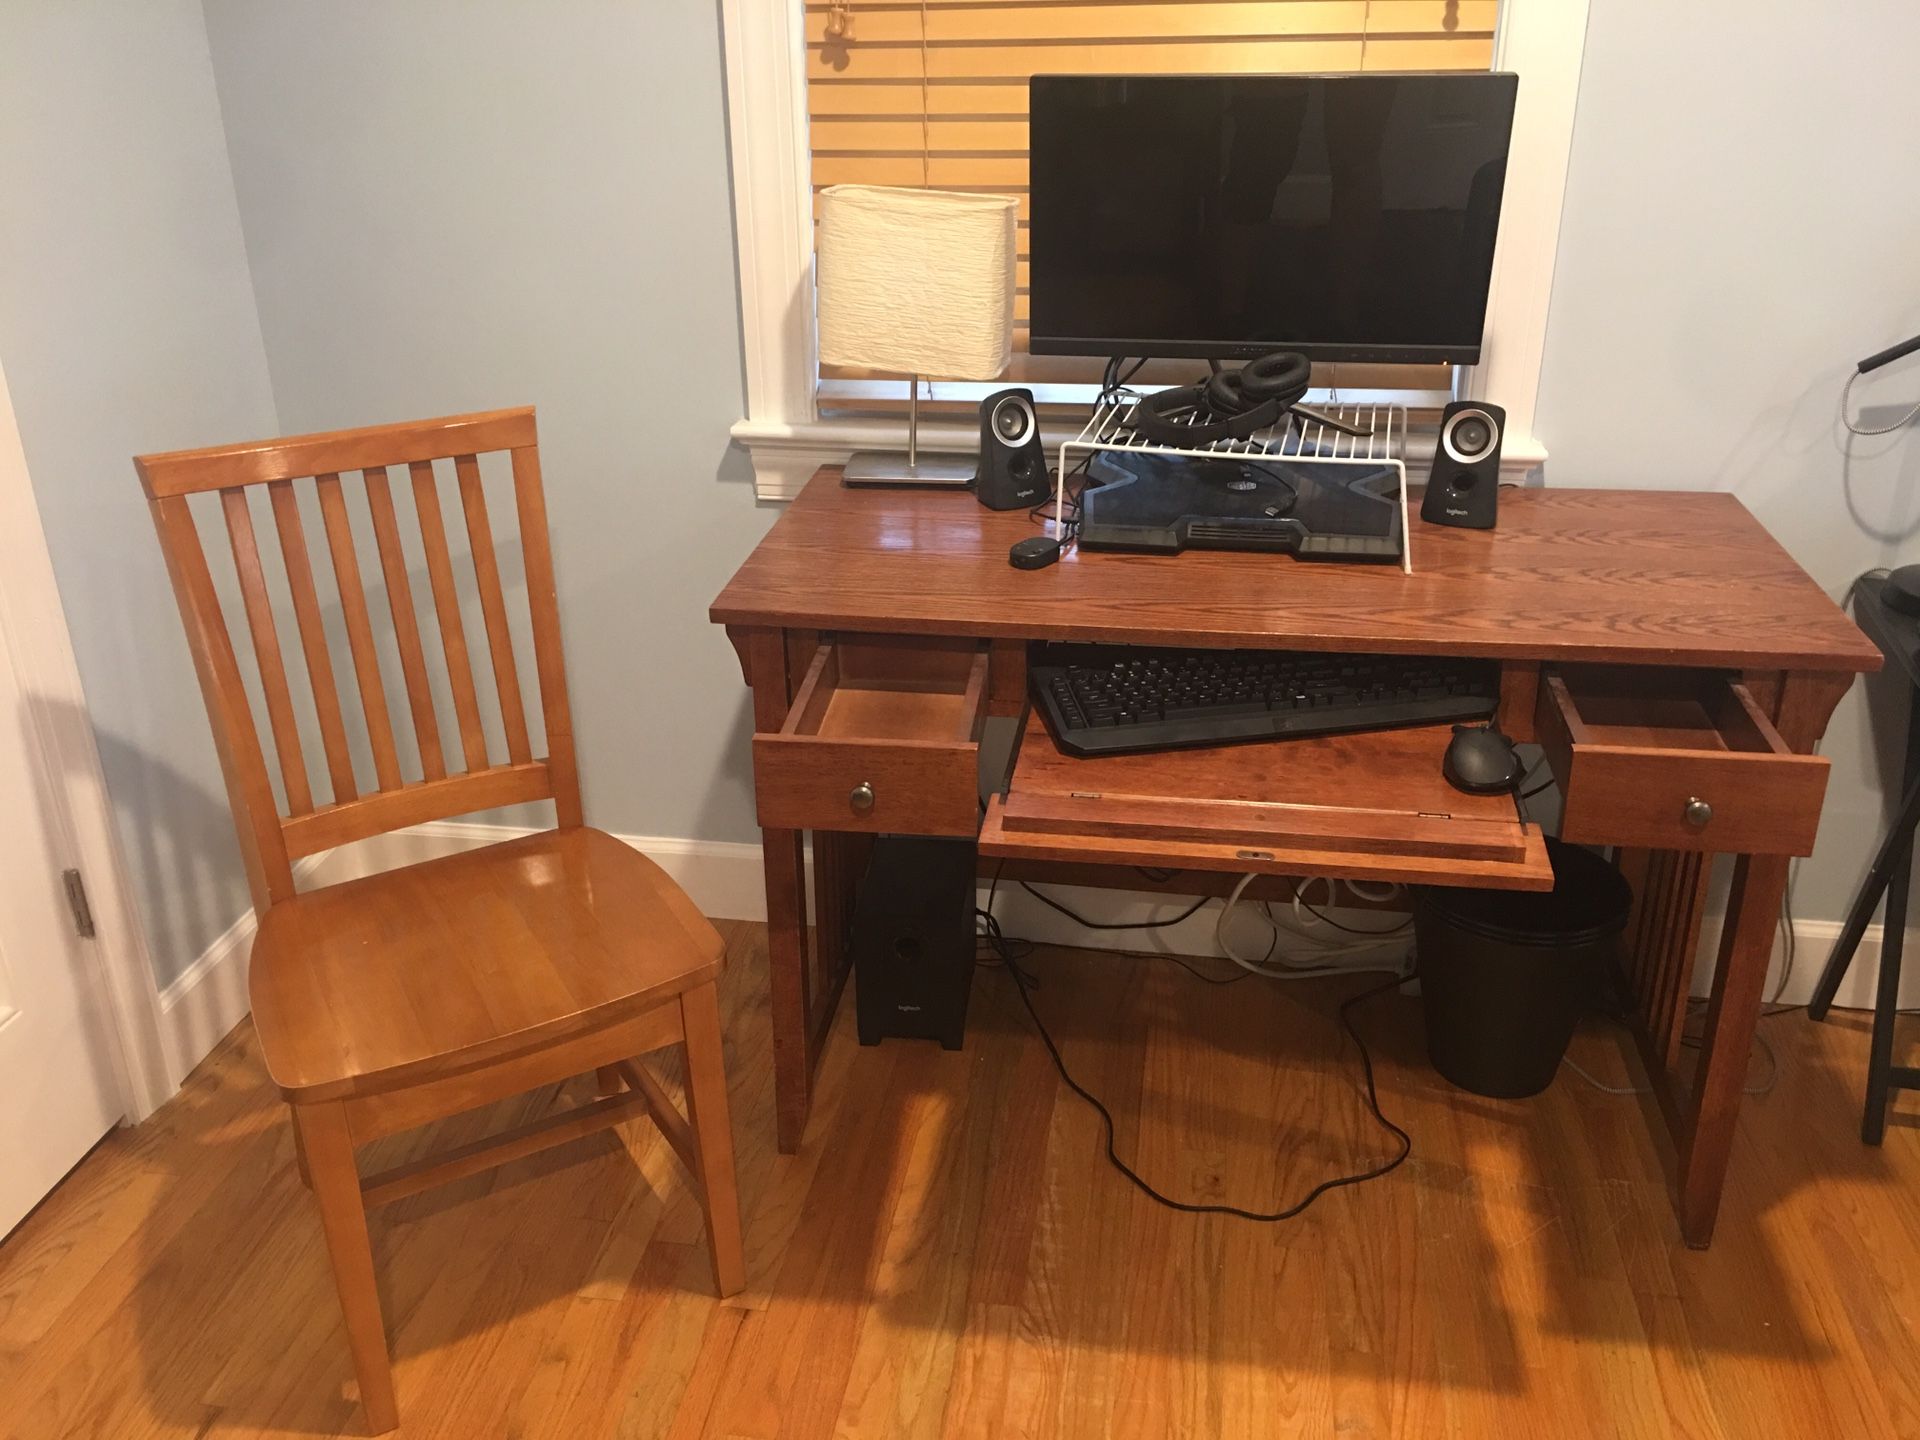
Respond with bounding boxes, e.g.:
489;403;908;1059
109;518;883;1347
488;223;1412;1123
1027;72;1519;365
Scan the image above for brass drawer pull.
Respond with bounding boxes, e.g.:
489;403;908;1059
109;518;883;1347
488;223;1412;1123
850;781;876;815
1683;796;1713;829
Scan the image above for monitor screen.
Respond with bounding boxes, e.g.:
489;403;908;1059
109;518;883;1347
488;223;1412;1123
1027;73;1519;364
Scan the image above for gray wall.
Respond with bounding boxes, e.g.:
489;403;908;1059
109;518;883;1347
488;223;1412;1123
13;0;1920;1002
1534;1;1920;923
0;2;281;986
199;1;772;863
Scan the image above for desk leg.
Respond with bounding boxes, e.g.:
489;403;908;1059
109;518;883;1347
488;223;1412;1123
1667;669;1857;1243
741;626;818;1155
1679;851;1789;1248
763;827;812;1155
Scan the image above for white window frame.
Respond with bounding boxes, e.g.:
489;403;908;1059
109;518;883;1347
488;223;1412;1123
720;0;1588;501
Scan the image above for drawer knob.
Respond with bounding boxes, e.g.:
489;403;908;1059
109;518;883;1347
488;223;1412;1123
849;781;876;815
1683;796;1713;829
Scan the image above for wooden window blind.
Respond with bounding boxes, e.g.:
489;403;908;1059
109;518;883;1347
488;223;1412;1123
806;0;1500;406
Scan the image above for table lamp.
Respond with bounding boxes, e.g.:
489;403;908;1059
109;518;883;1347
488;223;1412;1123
816;184;1018;485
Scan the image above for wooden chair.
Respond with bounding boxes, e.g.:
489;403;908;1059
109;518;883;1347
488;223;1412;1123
135;407;744;1434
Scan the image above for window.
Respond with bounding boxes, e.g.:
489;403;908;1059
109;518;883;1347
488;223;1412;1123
807;1;1501;409
720;0;1585;499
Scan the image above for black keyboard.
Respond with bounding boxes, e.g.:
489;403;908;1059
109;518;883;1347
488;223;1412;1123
1030;643;1499;756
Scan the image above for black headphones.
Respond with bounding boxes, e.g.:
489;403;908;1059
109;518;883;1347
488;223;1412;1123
1129;351;1313;445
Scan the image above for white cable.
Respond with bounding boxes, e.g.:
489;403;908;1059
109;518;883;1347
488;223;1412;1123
1283;875;1413;948
1282;867;1405;948
1266;892;1406;960
1217;873;1412;980
1290;874;1337;932
1342;877;1403;904
1269;909;1404;958
1842;368;1920;437
1564;1030;1779;1098
1561;1055;1649;1095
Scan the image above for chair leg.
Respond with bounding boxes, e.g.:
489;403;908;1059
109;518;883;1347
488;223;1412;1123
291;1117;312;1188
292;1102;399;1435
679;981;746;1297
1865;839;1913;1145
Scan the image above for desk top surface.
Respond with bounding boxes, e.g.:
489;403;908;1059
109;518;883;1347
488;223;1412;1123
711;470;1879;673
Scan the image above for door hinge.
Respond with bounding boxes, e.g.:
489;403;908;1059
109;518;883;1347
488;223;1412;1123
62;869;96;939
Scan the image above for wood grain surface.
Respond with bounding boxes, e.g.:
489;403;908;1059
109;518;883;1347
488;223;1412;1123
136;408;586;904
9;923;1920;1439
249;828;723;1102
983;709;1554;890
710;470;1879;673
1537;673;1831;856
753;640;988;836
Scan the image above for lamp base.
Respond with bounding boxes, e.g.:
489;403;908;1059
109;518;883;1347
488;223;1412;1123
841;450;977;488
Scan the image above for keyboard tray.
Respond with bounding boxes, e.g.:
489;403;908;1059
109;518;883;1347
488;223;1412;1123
980;710;1553;891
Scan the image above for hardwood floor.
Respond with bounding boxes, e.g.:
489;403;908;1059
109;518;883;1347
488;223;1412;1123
6;920;1920;1439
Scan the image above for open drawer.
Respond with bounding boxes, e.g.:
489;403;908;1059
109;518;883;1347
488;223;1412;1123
1535;667;1829;855
753;635;988;836
980;711;1553;890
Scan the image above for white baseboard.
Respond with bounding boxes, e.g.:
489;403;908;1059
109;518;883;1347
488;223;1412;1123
154;827;1920;1090
983;888;1919;1011
1756;916;1916;1012
155;853;328;1087
153;825;768;1087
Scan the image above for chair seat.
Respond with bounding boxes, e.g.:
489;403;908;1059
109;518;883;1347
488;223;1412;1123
250;827;725;1101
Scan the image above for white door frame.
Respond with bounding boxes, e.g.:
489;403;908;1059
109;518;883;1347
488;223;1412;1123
0;355;172;1121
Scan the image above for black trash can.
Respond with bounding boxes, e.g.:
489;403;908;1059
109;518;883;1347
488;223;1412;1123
1413;840;1633;1098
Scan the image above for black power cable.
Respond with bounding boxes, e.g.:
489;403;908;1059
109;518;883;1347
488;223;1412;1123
975;903;1413;1222
1018;880;1209;931
984;864;1249;984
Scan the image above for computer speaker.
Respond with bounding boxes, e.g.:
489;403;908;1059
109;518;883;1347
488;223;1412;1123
1420;400;1505;530
851;836;976;1050
975;388;1047;511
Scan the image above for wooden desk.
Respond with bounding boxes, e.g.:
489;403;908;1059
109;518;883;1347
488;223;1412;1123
712;469;1878;1246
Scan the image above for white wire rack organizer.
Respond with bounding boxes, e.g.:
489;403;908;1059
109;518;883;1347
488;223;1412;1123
1054;397;1415;574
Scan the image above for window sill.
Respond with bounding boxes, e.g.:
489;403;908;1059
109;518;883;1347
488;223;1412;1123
731;414;1548;503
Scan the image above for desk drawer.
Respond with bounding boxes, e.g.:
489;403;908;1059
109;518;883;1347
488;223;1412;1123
754;636;988;836
981;711;1553;890
1536;668;1829;855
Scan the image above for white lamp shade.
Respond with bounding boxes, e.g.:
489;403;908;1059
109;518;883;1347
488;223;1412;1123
816;185;1017;381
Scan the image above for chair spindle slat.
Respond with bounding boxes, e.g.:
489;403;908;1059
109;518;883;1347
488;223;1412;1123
314;474;404;791
454;454;532;765
364;466;447;782
148;495;298;907
409;460;489;773
137;409;583;892
220;487;315;816
510;443;583;827
268;480;359;804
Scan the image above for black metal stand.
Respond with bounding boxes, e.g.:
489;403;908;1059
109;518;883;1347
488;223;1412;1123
1809;588;1920;1143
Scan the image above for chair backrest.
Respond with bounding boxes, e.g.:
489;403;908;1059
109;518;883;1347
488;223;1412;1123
136;407;581;914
